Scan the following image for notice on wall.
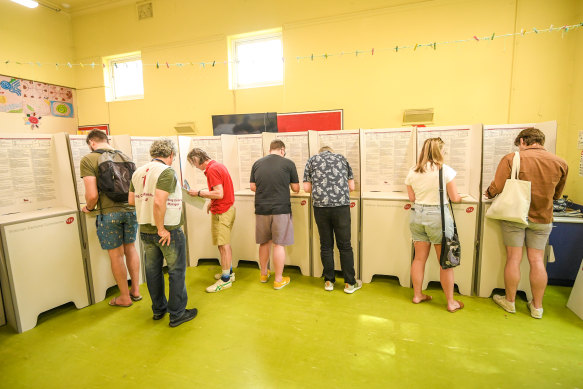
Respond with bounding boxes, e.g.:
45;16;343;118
417;128;471;194
278;133;310;182
0;138;56;211
364;130;411;191
578;130;583;149
190;138;224;189
580;151;583;177
318;132;360;189
238;135;263;190
481;127;523;190
69;136;89;202
131;138;156;169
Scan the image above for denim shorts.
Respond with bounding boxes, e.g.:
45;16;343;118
409;204;454;244
500;220;552;250
96;211;138;250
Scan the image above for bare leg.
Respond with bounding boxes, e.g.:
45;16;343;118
526;247;547;308
218;244;232;271
411;241;431;302
259;241;272;276
123;242;141;298
434;244;461;311
272;244;286;283
504;246;523;302
108;245;132;305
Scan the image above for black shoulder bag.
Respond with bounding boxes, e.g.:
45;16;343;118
439;167;461;269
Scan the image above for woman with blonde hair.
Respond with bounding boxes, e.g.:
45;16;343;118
405;137;463;312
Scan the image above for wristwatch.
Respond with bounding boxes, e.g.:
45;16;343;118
197;190;201;197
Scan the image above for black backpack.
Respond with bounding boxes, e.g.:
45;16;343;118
93;149;136;203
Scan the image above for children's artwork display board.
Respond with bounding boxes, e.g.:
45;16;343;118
311;199;359;279
416;124;482;201
360;127;416;194
180;135;239;266
67;134;142;304
308;130;361;195
236;134;264;192
481;121;557;192
0;134;88;332
263;131;310;192
478;121;557;300
361;195;413;286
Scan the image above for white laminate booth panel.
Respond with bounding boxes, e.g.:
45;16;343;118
0;282;5;327
361;197;413;287
476;202;533;300
311;198;360;279
421;201;479;296
0;212;90;333
567;263;583;320
231;192;259;267
278;195;311;276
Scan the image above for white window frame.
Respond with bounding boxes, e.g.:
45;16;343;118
103;52;144;102
228;29;283;90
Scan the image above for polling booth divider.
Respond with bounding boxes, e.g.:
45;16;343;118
0;133;90;333
476;121;557;299
360;127;416;286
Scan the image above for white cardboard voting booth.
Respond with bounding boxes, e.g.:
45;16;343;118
0;133;89;333
67;134;146;304
416;124;482;296
308;130;360;279
476;121;557;299
567;262;583;320
181;135;239;266
0;282;5;327
360;127;416;286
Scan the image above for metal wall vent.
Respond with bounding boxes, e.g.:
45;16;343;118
403;108;434;125
137;1;153;20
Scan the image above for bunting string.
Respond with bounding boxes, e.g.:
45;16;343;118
1;22;581;69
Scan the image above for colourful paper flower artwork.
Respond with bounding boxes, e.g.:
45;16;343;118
25;112;42;130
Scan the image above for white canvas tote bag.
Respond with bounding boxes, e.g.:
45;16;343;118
486;151;531;225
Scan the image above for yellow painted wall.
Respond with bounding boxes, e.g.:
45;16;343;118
0;2;74;87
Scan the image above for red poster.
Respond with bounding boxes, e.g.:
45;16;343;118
78;124;109;135
277;110;342;132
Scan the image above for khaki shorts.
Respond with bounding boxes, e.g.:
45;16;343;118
500;220;552;250
255;214;294;246
211;207;236;246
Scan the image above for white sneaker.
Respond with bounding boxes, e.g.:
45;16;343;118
324;281;334;291
214;273;235;282
344;280;362;294
493;294;516;313
527;301;543;319
206;278;233;293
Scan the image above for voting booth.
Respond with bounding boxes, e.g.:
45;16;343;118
0;283;5;327
264;131;311;276
308;130;361;279
179;135;238;266
230;134;264;267
415;125;482;296
360;127;416;286
0;133;90;333
567;262;583;320
476;121;557;300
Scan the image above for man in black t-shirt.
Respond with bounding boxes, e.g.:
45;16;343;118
250;139;300;290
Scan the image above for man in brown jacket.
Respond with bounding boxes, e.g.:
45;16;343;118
485;127;568;319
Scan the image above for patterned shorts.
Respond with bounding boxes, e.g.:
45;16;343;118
96;211;138;250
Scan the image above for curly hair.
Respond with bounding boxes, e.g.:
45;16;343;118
150;138;177;158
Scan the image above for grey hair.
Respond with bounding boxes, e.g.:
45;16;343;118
319;146;333;153
150;138;177;158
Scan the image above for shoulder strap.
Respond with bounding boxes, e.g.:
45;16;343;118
511;151;520;180
439;167;458;235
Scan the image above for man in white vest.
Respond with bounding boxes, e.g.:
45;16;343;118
129;139;198;327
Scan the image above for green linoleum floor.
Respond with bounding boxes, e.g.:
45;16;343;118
1;262;583;389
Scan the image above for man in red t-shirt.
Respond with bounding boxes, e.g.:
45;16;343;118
187;148;236;292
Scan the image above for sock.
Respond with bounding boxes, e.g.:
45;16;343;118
221;269;231;282
229;266;233;275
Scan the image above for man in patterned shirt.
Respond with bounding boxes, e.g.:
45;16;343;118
303;146;362;293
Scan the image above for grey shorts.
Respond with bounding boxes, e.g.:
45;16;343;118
500;220;552;250
255;214;294;246
409;204;453;244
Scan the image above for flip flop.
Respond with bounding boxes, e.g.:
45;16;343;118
447;300;464;313
412;295;433;304
130;293;143;302
109;297;133;308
